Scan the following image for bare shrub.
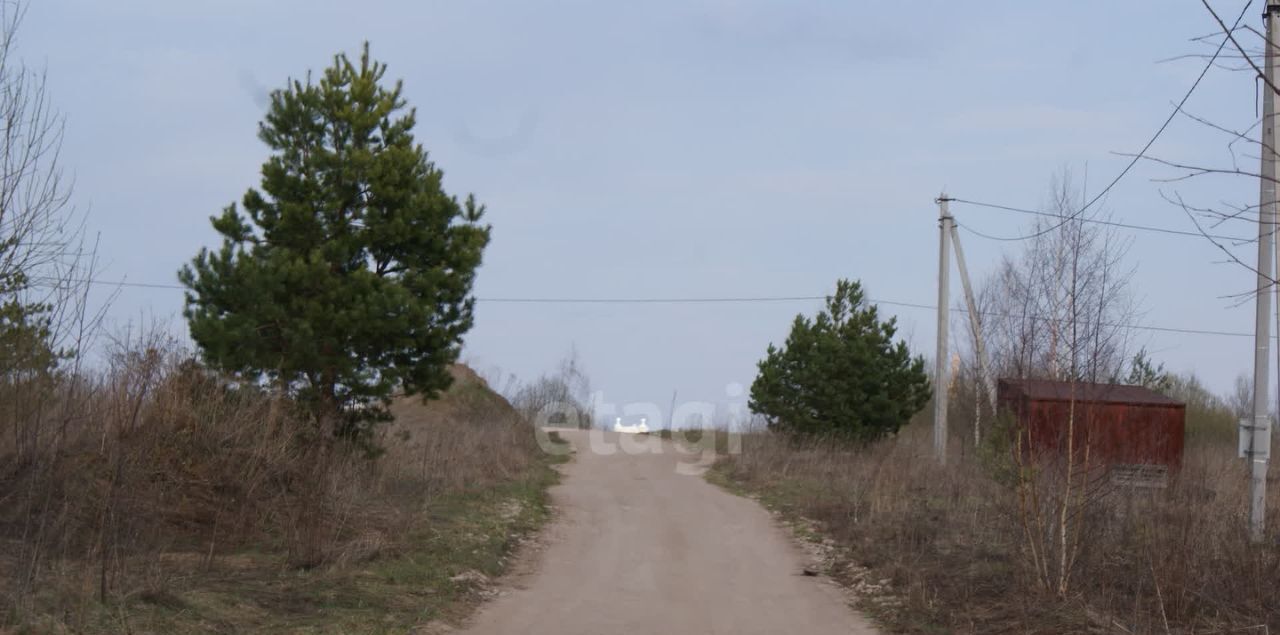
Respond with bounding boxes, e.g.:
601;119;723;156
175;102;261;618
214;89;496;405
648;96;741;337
509;347;595;428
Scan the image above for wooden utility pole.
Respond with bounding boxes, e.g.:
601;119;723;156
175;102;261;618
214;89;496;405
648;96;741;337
934;195;953;464
1249;3;1279;542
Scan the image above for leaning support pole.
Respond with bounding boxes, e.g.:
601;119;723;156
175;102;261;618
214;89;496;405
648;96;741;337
950;222;996;445
934;195;953;464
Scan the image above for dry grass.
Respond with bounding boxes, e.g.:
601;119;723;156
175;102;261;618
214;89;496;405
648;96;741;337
711;418;1280;634
0;340;561;633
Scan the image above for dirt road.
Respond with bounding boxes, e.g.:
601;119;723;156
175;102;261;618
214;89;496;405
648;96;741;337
460;429;879;635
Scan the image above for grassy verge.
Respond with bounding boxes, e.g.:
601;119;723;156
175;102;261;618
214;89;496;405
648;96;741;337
705;422;1280;634
6;440;565;635
2;352;571;634
654;428;736;455
72;448;566;635
10;440;569;635
703;450;1024;634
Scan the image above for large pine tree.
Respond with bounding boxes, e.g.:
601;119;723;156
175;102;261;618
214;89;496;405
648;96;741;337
180;46;489;439
749;279;930;441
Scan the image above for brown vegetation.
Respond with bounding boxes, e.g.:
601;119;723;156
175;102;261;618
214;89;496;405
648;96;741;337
1;337;558;633
711;405;1280;634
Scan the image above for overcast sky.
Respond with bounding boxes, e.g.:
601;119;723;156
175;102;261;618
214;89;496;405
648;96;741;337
21;0;1268;423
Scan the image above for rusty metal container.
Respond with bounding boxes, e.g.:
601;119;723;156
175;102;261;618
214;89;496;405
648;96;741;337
997;378;1186;474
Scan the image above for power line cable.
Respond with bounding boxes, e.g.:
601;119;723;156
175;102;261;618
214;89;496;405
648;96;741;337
957;0;1251;242
477;295;826;304
31;276;1262;339
950;197;1253;243
31;277;187;290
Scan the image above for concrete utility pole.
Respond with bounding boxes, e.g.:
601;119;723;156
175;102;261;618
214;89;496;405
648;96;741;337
1249;3;1279;543
949;223;996;445
934;195;953;464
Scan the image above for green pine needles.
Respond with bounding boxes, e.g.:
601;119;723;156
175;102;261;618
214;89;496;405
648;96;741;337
180;45;490;442
749;279;931;441
1;268;60;380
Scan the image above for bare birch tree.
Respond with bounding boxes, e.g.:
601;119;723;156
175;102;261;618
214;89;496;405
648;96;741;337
960;170;1140;597
974;171;1138;385
0;0;107;462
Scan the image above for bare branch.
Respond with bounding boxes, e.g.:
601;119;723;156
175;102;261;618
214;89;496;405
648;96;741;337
1202;0;1280;97
1161;190;1279;290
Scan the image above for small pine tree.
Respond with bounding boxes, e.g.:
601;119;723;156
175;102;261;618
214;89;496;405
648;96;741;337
0;270;59;381
749;279;930;441
1124;347;1172;394
180;45;490;441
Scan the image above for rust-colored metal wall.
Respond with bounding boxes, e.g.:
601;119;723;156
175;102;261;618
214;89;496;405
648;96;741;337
997;379;1186;470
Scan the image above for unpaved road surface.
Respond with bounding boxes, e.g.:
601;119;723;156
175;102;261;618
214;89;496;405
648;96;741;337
460;429;879;635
